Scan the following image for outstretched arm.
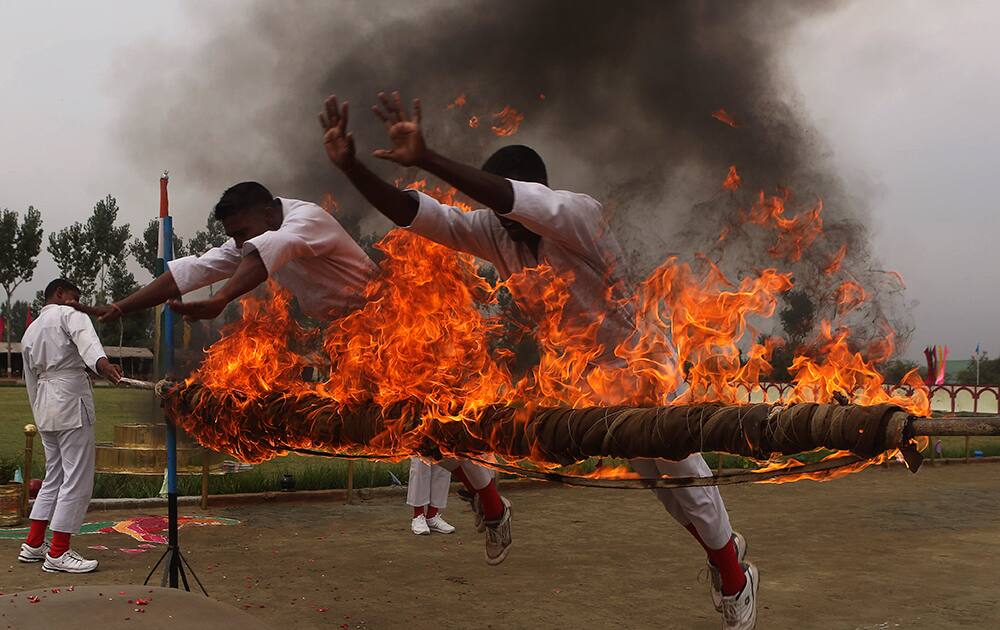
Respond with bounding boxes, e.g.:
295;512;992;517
167;250;268;320
370;91;515;214
71;272;182;323
319;95;419;227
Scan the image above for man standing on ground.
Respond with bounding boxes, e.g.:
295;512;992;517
18;278;123;573
319;91;758;628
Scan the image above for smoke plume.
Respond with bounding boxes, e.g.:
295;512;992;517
118;0;912;355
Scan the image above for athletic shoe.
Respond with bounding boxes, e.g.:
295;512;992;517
484;503;512;566
721;563;759;630
426;514;455;534
18;541;50;563
43;550;99;574
710;531;748;612
411;514;431;535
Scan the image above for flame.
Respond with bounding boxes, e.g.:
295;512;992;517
490;106;524;136
823;244;847;275
468;115;479;129
722;165;741;191
744;189;824;262
833;279;866;315
447;93;466;109
712;108;740;128
182;173;928;483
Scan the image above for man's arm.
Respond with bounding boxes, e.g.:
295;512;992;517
22;348;38;408
368;91;515;214
167;250;268;320
320;95;419;226
64;310;123;383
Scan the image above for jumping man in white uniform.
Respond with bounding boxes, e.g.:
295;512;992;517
319;91;759;629
19;278;123;573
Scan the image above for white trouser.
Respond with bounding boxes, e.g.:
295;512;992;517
407;458;452;509
30;422;96;534
630;455;733;550
436;458;494;491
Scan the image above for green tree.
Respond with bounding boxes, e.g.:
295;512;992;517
130;219;186;278
102;257;153;349
188;213;227;255
956;354;1000;386
880;359;920;385
49;195;131;303
768;290;816;382
0;206;43;375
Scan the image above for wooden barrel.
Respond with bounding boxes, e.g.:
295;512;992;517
0;484;23;527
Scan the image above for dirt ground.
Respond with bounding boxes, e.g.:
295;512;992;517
2;464;999;629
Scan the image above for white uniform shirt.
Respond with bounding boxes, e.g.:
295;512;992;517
168;198;378;319
406;179;637;361
21;304;107;432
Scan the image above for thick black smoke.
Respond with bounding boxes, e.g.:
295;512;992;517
119;0;912;356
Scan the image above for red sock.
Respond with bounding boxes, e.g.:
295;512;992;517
450;467;477;494
26;519;48;548
413;506;425;518
477;480;504;521
707;539;746;596
50;531;71;558
426;506;439;518
687;524;745;596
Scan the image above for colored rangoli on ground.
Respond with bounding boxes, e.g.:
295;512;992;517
0;515;239;545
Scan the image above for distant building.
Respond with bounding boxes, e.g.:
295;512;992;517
0;342;154;380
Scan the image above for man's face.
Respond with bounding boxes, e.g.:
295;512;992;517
497;214;539;243
221;205;275;248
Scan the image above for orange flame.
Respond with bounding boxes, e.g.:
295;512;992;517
182;174;927;483
490;106;524;136
447;93;466;109
722;165;741;191
712;108;740;128
468;115;479;129
823;244;847;275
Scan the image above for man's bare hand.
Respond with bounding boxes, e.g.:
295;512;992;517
371;91;426;166
69;301;123;323
167;296;225;321
319;95;357;170
96;357;124;384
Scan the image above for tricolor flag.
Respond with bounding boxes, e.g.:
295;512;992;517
25;308;33;328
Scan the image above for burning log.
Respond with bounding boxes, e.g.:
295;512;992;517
162;381;931;467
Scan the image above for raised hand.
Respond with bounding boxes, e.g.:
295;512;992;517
371;90;426;166
319;95;356;170
166;296;225;321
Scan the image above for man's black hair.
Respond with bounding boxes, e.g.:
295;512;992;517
481;145;548;186
214;181;276;221
44;278;81;300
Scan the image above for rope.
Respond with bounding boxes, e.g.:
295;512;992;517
284;445;868;489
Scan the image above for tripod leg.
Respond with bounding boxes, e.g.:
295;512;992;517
180;552;209;596
178;558;190;591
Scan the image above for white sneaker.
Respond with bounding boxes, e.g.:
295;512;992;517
411;514;430;535
42;550;99;574
710;531;748;612
426;514;455;534
721;563;759;630
484;503;512;566
18;541;50;563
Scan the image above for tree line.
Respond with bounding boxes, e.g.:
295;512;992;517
1;195;227;358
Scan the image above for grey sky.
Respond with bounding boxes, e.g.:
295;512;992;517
1;1;997;362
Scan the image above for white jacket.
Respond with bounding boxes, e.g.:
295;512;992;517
21;304;107;432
